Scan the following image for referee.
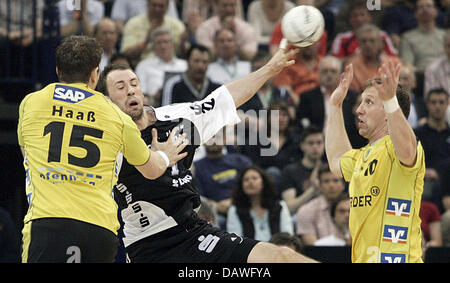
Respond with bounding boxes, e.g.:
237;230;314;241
17;35;187;263
325;62;425;263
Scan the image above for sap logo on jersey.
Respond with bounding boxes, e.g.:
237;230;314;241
53;85;94;103
386;198;411;217
382;225;408;244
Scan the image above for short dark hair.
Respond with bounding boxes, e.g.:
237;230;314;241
97;63;133;96
269;232;304;253
363;78;411;119
300;125;323;143
426;88;449;101
318;164;333;181
55;35;103;83
186;43;210;60
330;193;350;219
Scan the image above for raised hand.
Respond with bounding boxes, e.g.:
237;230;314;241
371;61;402;102
151;128;188;167
330;63;353;107
265;39;299;76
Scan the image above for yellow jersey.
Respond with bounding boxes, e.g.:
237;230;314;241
340;135;425;263
17;82;150;234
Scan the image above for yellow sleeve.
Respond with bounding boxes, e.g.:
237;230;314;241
340;149;361;182
112;104;150;166
17;94;32;147
387;137;425;175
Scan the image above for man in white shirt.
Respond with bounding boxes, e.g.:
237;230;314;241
135;27;187;102
206;28;251;85
57;0;104;36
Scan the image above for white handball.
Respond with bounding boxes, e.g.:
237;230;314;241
281;5;325;47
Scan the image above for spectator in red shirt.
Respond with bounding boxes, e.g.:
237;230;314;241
330;2;397;60
419;201;443;248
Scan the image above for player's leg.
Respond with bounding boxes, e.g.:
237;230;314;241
247;242;318;263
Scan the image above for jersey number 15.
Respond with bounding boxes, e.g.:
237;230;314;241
44;121;103;168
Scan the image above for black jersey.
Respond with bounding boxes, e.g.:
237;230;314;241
113;86;241;247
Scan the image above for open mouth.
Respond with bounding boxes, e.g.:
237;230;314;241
128;99;139;108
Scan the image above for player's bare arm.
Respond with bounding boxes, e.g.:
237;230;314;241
371;61;417;166
325;64;354;177
225;45;299;108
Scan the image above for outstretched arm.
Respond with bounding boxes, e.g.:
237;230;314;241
225;42;299;108
371;61;417;166
325;64;354;177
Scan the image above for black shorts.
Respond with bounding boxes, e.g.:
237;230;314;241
22;218;119;263
126;219;259;263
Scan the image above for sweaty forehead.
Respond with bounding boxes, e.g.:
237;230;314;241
361;86;380;100
108;69;138;84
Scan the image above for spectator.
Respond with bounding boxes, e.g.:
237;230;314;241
273;42;322;105
420;201;443;248
111;0;179;33
246;0;295;48
57;0;104;36
269;232;304;253
442;209;450;246
0;206;21;262
330;2;397;60
240;101;302;188
94;18;119;72
296;164;346;246
400;0;446;73
194;131;252;221
196;0;258;61
239;50;294;115
206;28;251;85
0;0;44;46
314;193;351;246
135;27;187;102
0;0;44;81
297;56;359;138
280;125;325;215
182;0;244;22
399;64;428;128
111;0;147;33
383;0;447;49
120;0;185;63
346;23;401;93
178;9;206;59
414;88;450;204
227;165;293;242
424;30;450;96
161;44;221;105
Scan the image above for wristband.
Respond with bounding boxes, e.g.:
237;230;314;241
383;96;400;114
156;150;170;168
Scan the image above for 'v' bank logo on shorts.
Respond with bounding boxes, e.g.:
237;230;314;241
53;85;94;103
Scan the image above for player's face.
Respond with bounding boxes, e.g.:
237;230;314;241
319;172;344;201
242;169;264;197
355;87;387;140
106;69;145;120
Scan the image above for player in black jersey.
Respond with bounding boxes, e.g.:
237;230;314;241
97;45;317;263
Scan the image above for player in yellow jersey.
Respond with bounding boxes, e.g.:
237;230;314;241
17;35;188;263
325;61;425;263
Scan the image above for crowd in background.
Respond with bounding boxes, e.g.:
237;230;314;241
0;0;449;262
